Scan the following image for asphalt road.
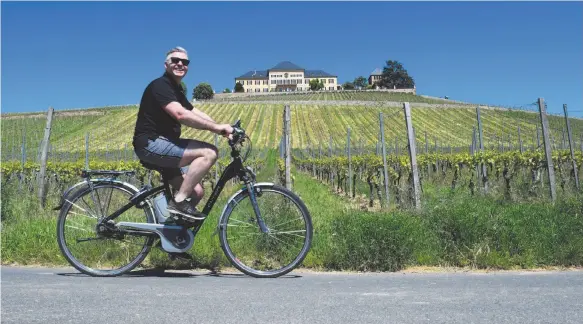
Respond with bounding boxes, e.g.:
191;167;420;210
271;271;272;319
1;266;582;324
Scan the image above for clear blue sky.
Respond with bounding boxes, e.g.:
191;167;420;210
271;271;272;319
2;1;582;117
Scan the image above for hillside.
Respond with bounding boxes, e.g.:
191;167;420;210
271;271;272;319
211;90;449;104
2;94;582;162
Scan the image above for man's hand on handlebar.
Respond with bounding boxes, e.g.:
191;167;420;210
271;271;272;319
215;124;234;140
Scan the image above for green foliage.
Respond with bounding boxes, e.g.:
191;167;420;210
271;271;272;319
422;193;583;268
342;82;355;90
223;88;232;93
309;79;324;91
193;82;214;100
380;60;415;89
294;171;583;271
180;81;187;95
0;157;266;195
2;158;582;271
234;82;244;93
293;149;583;207
353;76;368;89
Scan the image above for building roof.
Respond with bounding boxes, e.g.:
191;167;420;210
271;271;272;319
370;68;383;76
305;70;336;78
236;70;269;79
235;61;337;79
269;61;304;71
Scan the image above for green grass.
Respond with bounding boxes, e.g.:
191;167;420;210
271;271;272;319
291;170;583;271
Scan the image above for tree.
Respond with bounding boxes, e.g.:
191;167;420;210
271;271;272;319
180;81;187;96
379;60;415;89
342;82;355;90
234;82;244;93
223;88;232;93
309;79;324;91
193;82;214;100
353;76;368;89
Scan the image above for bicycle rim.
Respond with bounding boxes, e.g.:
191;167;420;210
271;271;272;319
56;182;155;277
219;184;313;278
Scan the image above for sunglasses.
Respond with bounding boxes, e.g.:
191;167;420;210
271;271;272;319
170;57;190;66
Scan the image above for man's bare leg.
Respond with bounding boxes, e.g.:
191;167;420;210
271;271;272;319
169;177;204;207
174;139;218;203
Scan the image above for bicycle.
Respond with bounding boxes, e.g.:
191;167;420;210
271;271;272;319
54;120;313;278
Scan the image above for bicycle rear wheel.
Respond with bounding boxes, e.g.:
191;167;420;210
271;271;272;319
218;183;313;278
56;181;156;277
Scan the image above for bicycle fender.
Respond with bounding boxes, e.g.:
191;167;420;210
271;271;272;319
212;182;275;236
53;179;140;211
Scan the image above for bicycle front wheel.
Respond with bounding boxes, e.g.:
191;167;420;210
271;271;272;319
218;183;313;278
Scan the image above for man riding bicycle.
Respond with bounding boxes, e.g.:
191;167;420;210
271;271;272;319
132;46;234;222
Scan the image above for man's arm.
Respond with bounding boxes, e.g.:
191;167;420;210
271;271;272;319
190;106;215;123
151;79;229;134
163;101;220;133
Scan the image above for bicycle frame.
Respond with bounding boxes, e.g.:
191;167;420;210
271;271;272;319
95;148;268;233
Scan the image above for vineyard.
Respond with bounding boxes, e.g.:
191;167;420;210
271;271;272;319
290;149;583;209
2;101;582;164
2;94;582;210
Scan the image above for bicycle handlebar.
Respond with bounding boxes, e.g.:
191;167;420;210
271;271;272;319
227;119;246;147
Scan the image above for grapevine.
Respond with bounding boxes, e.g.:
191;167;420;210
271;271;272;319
291;149;583;208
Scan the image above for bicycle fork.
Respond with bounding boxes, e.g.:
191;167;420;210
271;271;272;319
246;182;270;234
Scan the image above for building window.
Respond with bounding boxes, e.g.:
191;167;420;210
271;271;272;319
329;79;334;83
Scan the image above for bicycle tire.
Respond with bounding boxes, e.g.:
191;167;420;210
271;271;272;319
56;181;156;277
218;183;313;278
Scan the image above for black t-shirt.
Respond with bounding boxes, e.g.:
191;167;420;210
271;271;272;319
133;72;193;148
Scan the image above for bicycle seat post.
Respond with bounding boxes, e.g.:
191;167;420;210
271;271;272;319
161;174;173;202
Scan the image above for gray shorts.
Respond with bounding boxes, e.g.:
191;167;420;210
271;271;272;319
134;136;189;179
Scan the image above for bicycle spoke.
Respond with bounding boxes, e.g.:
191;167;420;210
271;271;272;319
65;224;91;232
225;218;255;228
220;186;312;277
90;185;106;218
66;199;98;219
230;198;258;226
270;217;305;231
269;230;306;237
58;182;155;276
